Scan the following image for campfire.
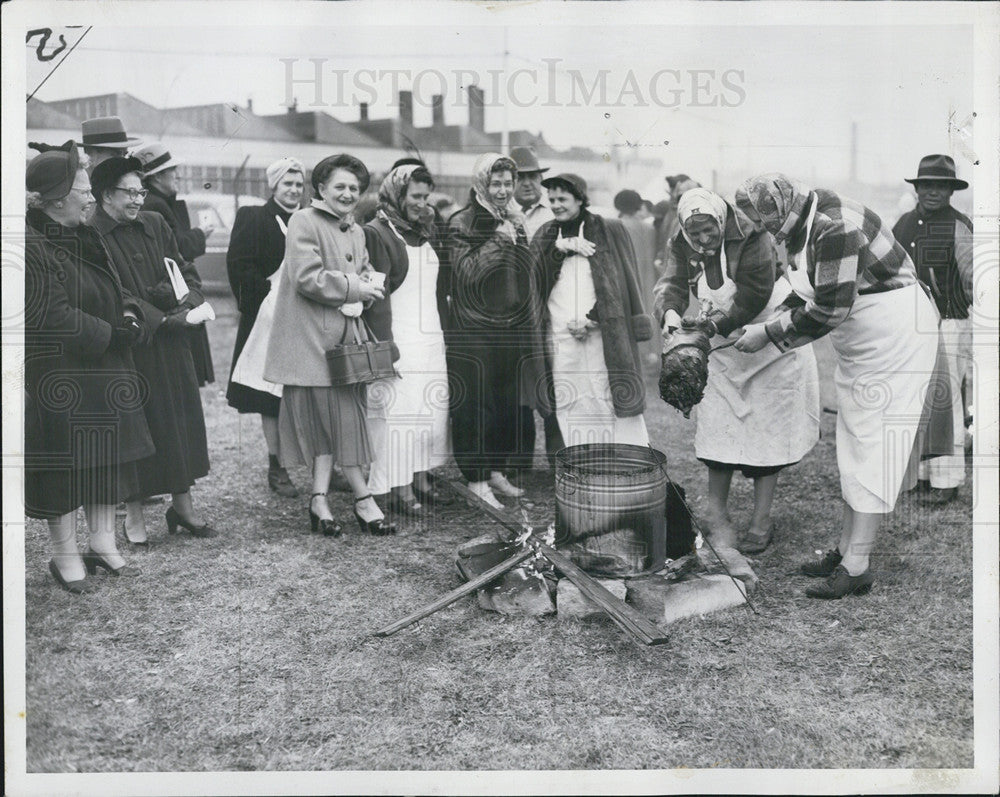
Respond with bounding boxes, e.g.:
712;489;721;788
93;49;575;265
375;446;758;646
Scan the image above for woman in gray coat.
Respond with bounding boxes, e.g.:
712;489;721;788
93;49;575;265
264;154;396;536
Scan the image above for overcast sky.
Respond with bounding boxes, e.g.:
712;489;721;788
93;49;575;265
25;13;978;195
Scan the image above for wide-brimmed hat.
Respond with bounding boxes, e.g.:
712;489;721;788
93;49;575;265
510;146;549;175
541;172;588;202
131;142;182;177
76;117;141;149
904;154;968;190
27;141;81;201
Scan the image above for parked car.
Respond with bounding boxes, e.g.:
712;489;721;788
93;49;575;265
182;192;267;293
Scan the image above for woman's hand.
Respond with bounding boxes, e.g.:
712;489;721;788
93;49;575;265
357;280;385;302
555;236;596;257
733;323;771;353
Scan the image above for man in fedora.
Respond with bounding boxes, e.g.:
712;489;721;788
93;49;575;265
76;116;141;172
893;154;974;505
132;141;216;387
508;146;563;469
510;146;554;240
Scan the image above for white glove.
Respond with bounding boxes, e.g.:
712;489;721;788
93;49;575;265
662;309;682;334
341;301;363;318
185;302;216;324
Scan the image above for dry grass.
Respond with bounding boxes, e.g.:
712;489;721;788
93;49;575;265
22;297;974;772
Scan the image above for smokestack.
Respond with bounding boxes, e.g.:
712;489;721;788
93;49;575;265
468;85;484;132
431;94;444;127
399;90;413;125
359;102;369;121
246;97;253;113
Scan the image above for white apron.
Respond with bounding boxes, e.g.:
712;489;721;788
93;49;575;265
230;215;288;398
367;231;450;494
787;196;937;512
547;238;648;448
693;256;820;468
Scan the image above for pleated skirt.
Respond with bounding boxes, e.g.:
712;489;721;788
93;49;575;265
278;384;372;467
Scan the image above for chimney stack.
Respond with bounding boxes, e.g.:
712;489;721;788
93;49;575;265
431;94;445;127
247;97;253;113
359;102;369;122
398;90;413;126
468;85;485;132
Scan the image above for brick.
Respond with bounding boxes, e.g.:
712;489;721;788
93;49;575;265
696;544;759;593
556;578;627;620
627;573;747;624
477;568;555;616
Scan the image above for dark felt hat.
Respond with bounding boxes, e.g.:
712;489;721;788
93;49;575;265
76;117;141;149
26;141;80;201
90;156;145;199
905;154;968;190
542;172;588;202
510;146;548;175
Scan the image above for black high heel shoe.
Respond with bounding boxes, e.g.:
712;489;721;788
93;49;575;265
309;493;343;537
49;559;98;594
165;506;217;538
121;518;149;549
354;494;397;535
82;549;141;578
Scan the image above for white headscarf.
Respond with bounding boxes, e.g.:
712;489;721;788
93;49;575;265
471;152;525;241
266;157;304;192
677;187;728;254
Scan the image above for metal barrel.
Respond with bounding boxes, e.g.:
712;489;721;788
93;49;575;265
554;444;668;577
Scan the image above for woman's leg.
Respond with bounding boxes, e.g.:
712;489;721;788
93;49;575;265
343;463;385;522
705;466;737;545
85;503;127;570
839;506;881;576
48;511;85;581
310;454;335;520
171;491;204;527
123;500;148;544
747;473;779;537
261;414;281;457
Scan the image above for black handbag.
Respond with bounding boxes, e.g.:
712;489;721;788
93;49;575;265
325;317;399;387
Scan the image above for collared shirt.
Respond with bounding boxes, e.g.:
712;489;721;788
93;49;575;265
892;204;973;319
763;189;919;351
520;200;555;241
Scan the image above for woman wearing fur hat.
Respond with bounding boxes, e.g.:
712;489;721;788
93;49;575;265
25;143;154;591
89;156;215;544
226;157;305;498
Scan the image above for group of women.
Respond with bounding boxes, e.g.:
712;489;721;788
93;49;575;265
26;143;948;601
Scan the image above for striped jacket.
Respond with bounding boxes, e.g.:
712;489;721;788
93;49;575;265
764;189;919;351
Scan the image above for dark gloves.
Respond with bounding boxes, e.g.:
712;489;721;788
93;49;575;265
108;316;143;353
159;307;193;333
147;278;179;312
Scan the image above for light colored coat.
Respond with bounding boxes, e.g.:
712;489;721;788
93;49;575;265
264;200;373;386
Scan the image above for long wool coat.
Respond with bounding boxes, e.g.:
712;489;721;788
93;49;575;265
263;201;375;387
225;197;293;415
91;207;209;497
24;209;154;517
142;185;214;385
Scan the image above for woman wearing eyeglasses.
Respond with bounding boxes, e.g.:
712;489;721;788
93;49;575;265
89;156;215;545
25;142;154;591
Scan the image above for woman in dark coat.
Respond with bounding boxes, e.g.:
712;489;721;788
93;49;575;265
25;143;154;592
225;157;304;498
89;157;214;544
132;142;215;386
442;153;534;509
528;173;653;449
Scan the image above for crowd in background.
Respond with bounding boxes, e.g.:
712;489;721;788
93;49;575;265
24;113;973;601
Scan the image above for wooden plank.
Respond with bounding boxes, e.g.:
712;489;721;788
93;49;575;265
373;547;535;637
444;478;669;647
539;545;670;646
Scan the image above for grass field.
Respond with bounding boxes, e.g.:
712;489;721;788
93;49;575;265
22;295;975;772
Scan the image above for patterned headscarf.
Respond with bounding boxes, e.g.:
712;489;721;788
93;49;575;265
734;173;810;243
471;152;525;240
266;156;304;192
677;187;729;253
376;164;434;242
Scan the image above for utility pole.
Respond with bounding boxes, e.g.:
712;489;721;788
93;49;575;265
501;27;509;154
850;121;858;184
